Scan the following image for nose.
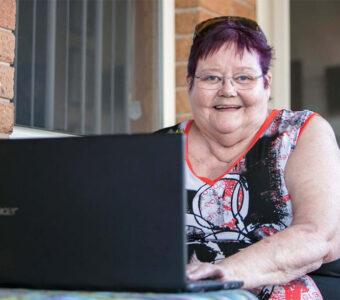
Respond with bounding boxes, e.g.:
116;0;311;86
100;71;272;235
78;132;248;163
219;77;237;97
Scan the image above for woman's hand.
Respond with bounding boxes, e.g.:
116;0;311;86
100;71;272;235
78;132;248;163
187;262;229;282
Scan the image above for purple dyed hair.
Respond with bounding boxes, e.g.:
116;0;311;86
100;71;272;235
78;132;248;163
187;18;273;90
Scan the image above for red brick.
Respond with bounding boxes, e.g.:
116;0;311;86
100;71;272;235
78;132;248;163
0;101;14;134
176;9;216;35
232;1;256;19
200;0;232;16
176;64;188;87
176;37;192;62
176;89;191;114
0;64;14;99
244;0;256;7
175;0;200;8
176;11;198;35
176;114;193;123
0;0;16;30
0;29;15;63
176;0;233;16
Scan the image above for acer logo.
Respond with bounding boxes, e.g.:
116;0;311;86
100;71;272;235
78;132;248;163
0;207;19;216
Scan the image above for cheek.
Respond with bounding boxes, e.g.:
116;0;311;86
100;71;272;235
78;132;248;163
239;88;268;107
237;92;256;106
189;89;215;107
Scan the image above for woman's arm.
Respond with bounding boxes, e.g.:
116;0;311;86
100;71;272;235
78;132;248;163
187;116;340;289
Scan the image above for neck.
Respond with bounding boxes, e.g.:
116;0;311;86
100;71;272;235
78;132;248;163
188;110;271;165
190;122;259;164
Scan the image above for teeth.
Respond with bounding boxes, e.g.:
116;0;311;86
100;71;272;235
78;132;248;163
214;105;239;109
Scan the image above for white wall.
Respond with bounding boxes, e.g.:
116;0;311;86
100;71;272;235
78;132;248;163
256;0;290;110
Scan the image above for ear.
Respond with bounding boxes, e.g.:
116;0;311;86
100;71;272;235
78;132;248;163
264;72;272;89
186;76;193;89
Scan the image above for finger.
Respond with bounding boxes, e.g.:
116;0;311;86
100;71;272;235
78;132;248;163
186;263;203;274
187;263;224;281
188;265;219;281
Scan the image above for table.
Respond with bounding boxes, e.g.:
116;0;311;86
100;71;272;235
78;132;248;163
0;288;258;300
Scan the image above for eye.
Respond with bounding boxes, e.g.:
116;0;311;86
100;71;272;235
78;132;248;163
234;74;253;83
201;75;221;83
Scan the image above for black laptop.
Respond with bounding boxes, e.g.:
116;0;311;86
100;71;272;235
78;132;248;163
0;134;242;292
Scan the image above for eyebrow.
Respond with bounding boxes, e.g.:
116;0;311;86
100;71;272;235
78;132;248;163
234;67;258;73
198;67;259;73
198;68;222;73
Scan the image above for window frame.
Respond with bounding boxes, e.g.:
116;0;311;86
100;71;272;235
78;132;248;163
12;0;175;138
10;125;75;138
256;0;291;110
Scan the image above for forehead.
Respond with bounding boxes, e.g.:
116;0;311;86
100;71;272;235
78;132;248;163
196;43;261;71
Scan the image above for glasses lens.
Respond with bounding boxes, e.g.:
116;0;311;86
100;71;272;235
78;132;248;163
195;74;261;90
196;81;222;90
232;74;261;90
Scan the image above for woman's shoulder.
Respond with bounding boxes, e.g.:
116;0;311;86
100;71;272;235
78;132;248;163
277;109;317;124
153;120;191;135
260;109;320;148
267;109;318;136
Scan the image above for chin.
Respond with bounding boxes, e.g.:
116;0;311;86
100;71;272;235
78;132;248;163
211;117;241;133
213;123;241;135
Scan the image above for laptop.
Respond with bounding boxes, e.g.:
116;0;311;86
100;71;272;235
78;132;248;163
0;134;243;293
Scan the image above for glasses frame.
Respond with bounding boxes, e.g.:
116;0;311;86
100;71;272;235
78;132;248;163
194;74;264;91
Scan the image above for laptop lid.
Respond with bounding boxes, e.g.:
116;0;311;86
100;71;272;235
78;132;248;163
0;134;187;292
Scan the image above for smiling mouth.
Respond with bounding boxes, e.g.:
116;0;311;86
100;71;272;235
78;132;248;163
213;105;241;110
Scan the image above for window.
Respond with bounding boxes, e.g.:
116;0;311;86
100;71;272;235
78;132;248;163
14;0;166;135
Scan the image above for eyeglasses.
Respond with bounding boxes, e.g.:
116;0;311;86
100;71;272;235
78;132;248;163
193;16;263;41
194;73;263;90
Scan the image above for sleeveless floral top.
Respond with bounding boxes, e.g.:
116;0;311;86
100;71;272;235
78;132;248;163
159;109;322;300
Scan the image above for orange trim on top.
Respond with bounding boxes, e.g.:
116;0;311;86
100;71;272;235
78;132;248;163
184;110;281;186
297;113;319;142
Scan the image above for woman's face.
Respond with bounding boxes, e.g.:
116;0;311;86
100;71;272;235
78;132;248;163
188;43;271;140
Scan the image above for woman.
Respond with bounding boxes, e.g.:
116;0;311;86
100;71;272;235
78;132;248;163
158;17;340;299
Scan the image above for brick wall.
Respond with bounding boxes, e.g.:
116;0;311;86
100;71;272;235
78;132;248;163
175;0;256;123
0;0;15;137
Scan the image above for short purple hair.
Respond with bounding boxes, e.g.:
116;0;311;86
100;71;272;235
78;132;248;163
187;18;273;89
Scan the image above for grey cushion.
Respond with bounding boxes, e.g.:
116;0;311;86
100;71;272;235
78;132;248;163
309;275;340;300
310;259;340;277
309;259;340;299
